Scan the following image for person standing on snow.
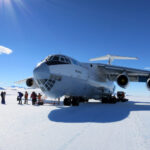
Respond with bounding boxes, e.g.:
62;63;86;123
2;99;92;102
37;93;44;105
1;91;6;104
31;92;37;105
17;92;23;104
24;91;28;104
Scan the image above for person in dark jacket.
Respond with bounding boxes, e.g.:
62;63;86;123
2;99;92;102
17;92;23;104
31;92;37;105
1;91;6;104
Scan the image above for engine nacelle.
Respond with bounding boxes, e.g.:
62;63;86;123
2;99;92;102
146;78;150;89
26;78;38;88
117;74;129;88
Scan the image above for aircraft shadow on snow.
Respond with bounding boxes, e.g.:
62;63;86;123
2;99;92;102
48;101;150;123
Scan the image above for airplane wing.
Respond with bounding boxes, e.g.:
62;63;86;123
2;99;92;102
14;78;31;84
97;63;150;82
15;77;39;88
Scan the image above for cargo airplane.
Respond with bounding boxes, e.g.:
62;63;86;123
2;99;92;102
16;54;150;106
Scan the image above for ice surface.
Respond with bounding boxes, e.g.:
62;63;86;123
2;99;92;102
0;88;150;150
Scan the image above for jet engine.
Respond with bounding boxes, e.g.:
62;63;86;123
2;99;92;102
117;74;129;88
26;78;38;88
146;78;150;89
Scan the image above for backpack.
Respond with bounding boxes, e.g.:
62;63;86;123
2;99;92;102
17;96;21;101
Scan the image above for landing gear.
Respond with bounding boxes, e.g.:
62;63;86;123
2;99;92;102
63;96;88;106
63;97;80;106
78;97;89;103
63;97;71;106
101;95;117;104
72;97;79;106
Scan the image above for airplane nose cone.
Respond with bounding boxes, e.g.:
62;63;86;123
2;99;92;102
33;63;50;79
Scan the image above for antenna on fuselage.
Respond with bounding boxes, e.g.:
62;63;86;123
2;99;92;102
89;54;138;65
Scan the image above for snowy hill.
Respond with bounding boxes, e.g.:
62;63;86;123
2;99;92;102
0;87;5;90
0;88;150;150
10;85;26;89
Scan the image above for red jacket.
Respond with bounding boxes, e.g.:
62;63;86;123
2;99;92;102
31;92;37;99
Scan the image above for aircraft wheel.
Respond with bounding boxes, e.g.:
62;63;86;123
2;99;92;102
79;97;85;103
111;96;117;104
101;97;107;103
121;98;128;102
79;97;88;103
72;97;79;106
85;99;89;102
63;98;71;106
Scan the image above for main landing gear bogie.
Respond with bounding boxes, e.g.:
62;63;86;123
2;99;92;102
63;97;88;106
63;97;72;106
101;96;117;104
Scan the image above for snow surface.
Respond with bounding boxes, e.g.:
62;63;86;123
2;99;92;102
0;88;150;150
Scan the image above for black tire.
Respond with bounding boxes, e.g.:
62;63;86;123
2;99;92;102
79;97;84;103
85;99;89;102
121;98;128;102
64;98;71;106
102;96;117;104
79;97;88;103
72;97;79;106
111;97;117;104
102;97;107;103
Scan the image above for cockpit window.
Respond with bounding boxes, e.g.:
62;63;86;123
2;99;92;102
60;57;65;62
65;58;71;64
70;58;80;66
53;56;59;61
45;55;71;66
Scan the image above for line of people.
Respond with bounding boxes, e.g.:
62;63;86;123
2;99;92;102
17;91;44;105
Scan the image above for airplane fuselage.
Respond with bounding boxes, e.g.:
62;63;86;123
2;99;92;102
33;55;115;99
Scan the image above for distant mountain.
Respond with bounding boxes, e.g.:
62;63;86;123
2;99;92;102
10;85;26;89
0;87;5;90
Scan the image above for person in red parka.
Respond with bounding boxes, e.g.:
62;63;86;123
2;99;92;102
31;92;37;105
24;91;28;104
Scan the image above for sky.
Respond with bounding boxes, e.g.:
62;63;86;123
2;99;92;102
0;0;150;95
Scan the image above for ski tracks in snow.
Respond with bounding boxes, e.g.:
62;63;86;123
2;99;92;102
126;111;148;150
58;123;90;150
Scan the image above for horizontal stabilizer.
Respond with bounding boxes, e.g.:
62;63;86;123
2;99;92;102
89;54;138;65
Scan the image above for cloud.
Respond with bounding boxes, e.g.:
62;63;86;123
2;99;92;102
0;45;13;55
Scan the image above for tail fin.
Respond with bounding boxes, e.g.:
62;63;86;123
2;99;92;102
89;54;138;65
